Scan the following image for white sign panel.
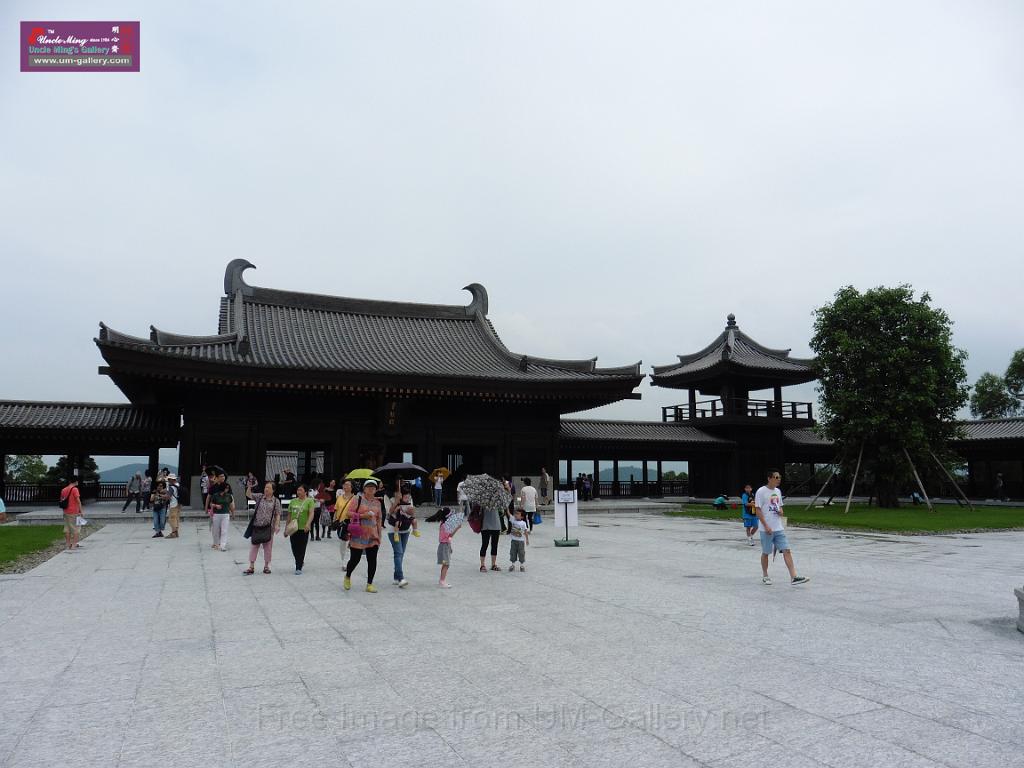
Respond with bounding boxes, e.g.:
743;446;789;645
555;490;578;528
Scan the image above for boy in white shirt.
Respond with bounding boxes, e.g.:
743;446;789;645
508;508;530;572
755;468;809;587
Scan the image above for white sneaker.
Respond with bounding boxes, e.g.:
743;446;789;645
393;579;401;585
219;546;227;552
748;538;756;546
438;581;451;588
398;579;409;588
762;576;773;586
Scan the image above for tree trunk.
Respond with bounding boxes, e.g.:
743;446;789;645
876;482;900;508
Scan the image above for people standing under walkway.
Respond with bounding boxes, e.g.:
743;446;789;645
123;472;142;513
141;470;153;511
207;466;234;551
540;468;550;505
59;478;82;551
150;480;170;538
343;479;382;592
285;485;315;574
166;474;182;538
479;502;502;572
200;466;211;510
520;478;538;531
245;482;281;574
755;469;809;586
740;483;757;546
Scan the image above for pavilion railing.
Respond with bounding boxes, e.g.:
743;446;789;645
1;481;125;505
592;479;689;498
662;398;813;422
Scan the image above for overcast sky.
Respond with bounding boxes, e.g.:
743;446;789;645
3;0;1023;442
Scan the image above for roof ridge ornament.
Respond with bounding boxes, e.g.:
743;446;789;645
463;283;488;316
726;313;737;328
224;259;256;296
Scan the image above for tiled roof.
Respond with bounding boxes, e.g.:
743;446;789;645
651;314;815;385
958;418;1024;442
96;260;642;390
559;419;732;445
784;420;1024;446
0;401;179;433
784;428;833;447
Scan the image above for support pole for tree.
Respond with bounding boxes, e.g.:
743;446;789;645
806;461;840;510
902;447;933;511
928;448;974;512
844;443;864;515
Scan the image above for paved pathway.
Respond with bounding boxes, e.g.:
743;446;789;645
1;514;1022;767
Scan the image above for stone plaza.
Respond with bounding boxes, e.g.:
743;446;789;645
1;511;1022;768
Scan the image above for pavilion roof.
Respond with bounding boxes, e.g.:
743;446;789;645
559;419;732;446
95;260;642;406
650;314;816;391
0;401;177;433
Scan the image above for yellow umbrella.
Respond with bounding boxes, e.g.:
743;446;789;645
429;467;451;484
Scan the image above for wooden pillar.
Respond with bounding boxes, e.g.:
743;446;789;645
0;451;6;500
642;459;649;495
593;459;599;498
147;449;159;485
773;385;783;417
688;388;697;419
566;458;573;488
657;459;663;496
613;459;619;497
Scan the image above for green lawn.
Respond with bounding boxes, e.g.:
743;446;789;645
664;503;1023;533
0;525;65;565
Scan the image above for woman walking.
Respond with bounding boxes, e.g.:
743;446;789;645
141;470;153;511
313;479;335;541
387;482;421;587
285;484;316;574
334;479;354;560
123;471;143;513
244;482;281;574
479;501;502;572
343;478;382;593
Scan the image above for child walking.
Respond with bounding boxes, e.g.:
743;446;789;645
508;508;529;572
437;508;461;588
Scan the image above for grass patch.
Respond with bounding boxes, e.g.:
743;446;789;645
664;504;1023;533
0;525;66;565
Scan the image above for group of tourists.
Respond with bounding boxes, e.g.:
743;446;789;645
188;465;537;591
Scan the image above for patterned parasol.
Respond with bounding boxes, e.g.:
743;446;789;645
460;474;510;514
442;507;465;535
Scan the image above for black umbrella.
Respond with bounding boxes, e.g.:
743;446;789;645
374;462;427;476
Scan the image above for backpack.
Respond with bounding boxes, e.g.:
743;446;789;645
58;489;73;510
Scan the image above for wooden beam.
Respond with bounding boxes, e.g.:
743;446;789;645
903;447;933;511
844;443;864;514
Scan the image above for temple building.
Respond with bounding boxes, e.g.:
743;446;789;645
92;260;643;502
1;263;1021;503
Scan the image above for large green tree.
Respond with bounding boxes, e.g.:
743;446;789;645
810;286;968;507
4;454;48;483
1005;349;1024;401
44;456;100;483
969;372;1020;419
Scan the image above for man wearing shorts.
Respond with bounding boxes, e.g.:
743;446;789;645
755;469;809;586
60;478;82;551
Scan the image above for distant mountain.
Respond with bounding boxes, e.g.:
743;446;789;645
99;463;177;483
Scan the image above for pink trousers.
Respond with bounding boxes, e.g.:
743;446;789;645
249;538;273;566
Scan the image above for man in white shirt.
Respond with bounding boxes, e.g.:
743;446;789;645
519;478;538;530
755;469;809;587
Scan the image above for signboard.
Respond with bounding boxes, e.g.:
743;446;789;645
21;21;140;72
555;490;578;528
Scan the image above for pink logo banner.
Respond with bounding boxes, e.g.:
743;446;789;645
21;21;140;72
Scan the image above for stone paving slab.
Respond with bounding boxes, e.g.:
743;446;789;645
1;514;1022;767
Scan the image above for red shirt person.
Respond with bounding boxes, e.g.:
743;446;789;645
60;479;82;550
